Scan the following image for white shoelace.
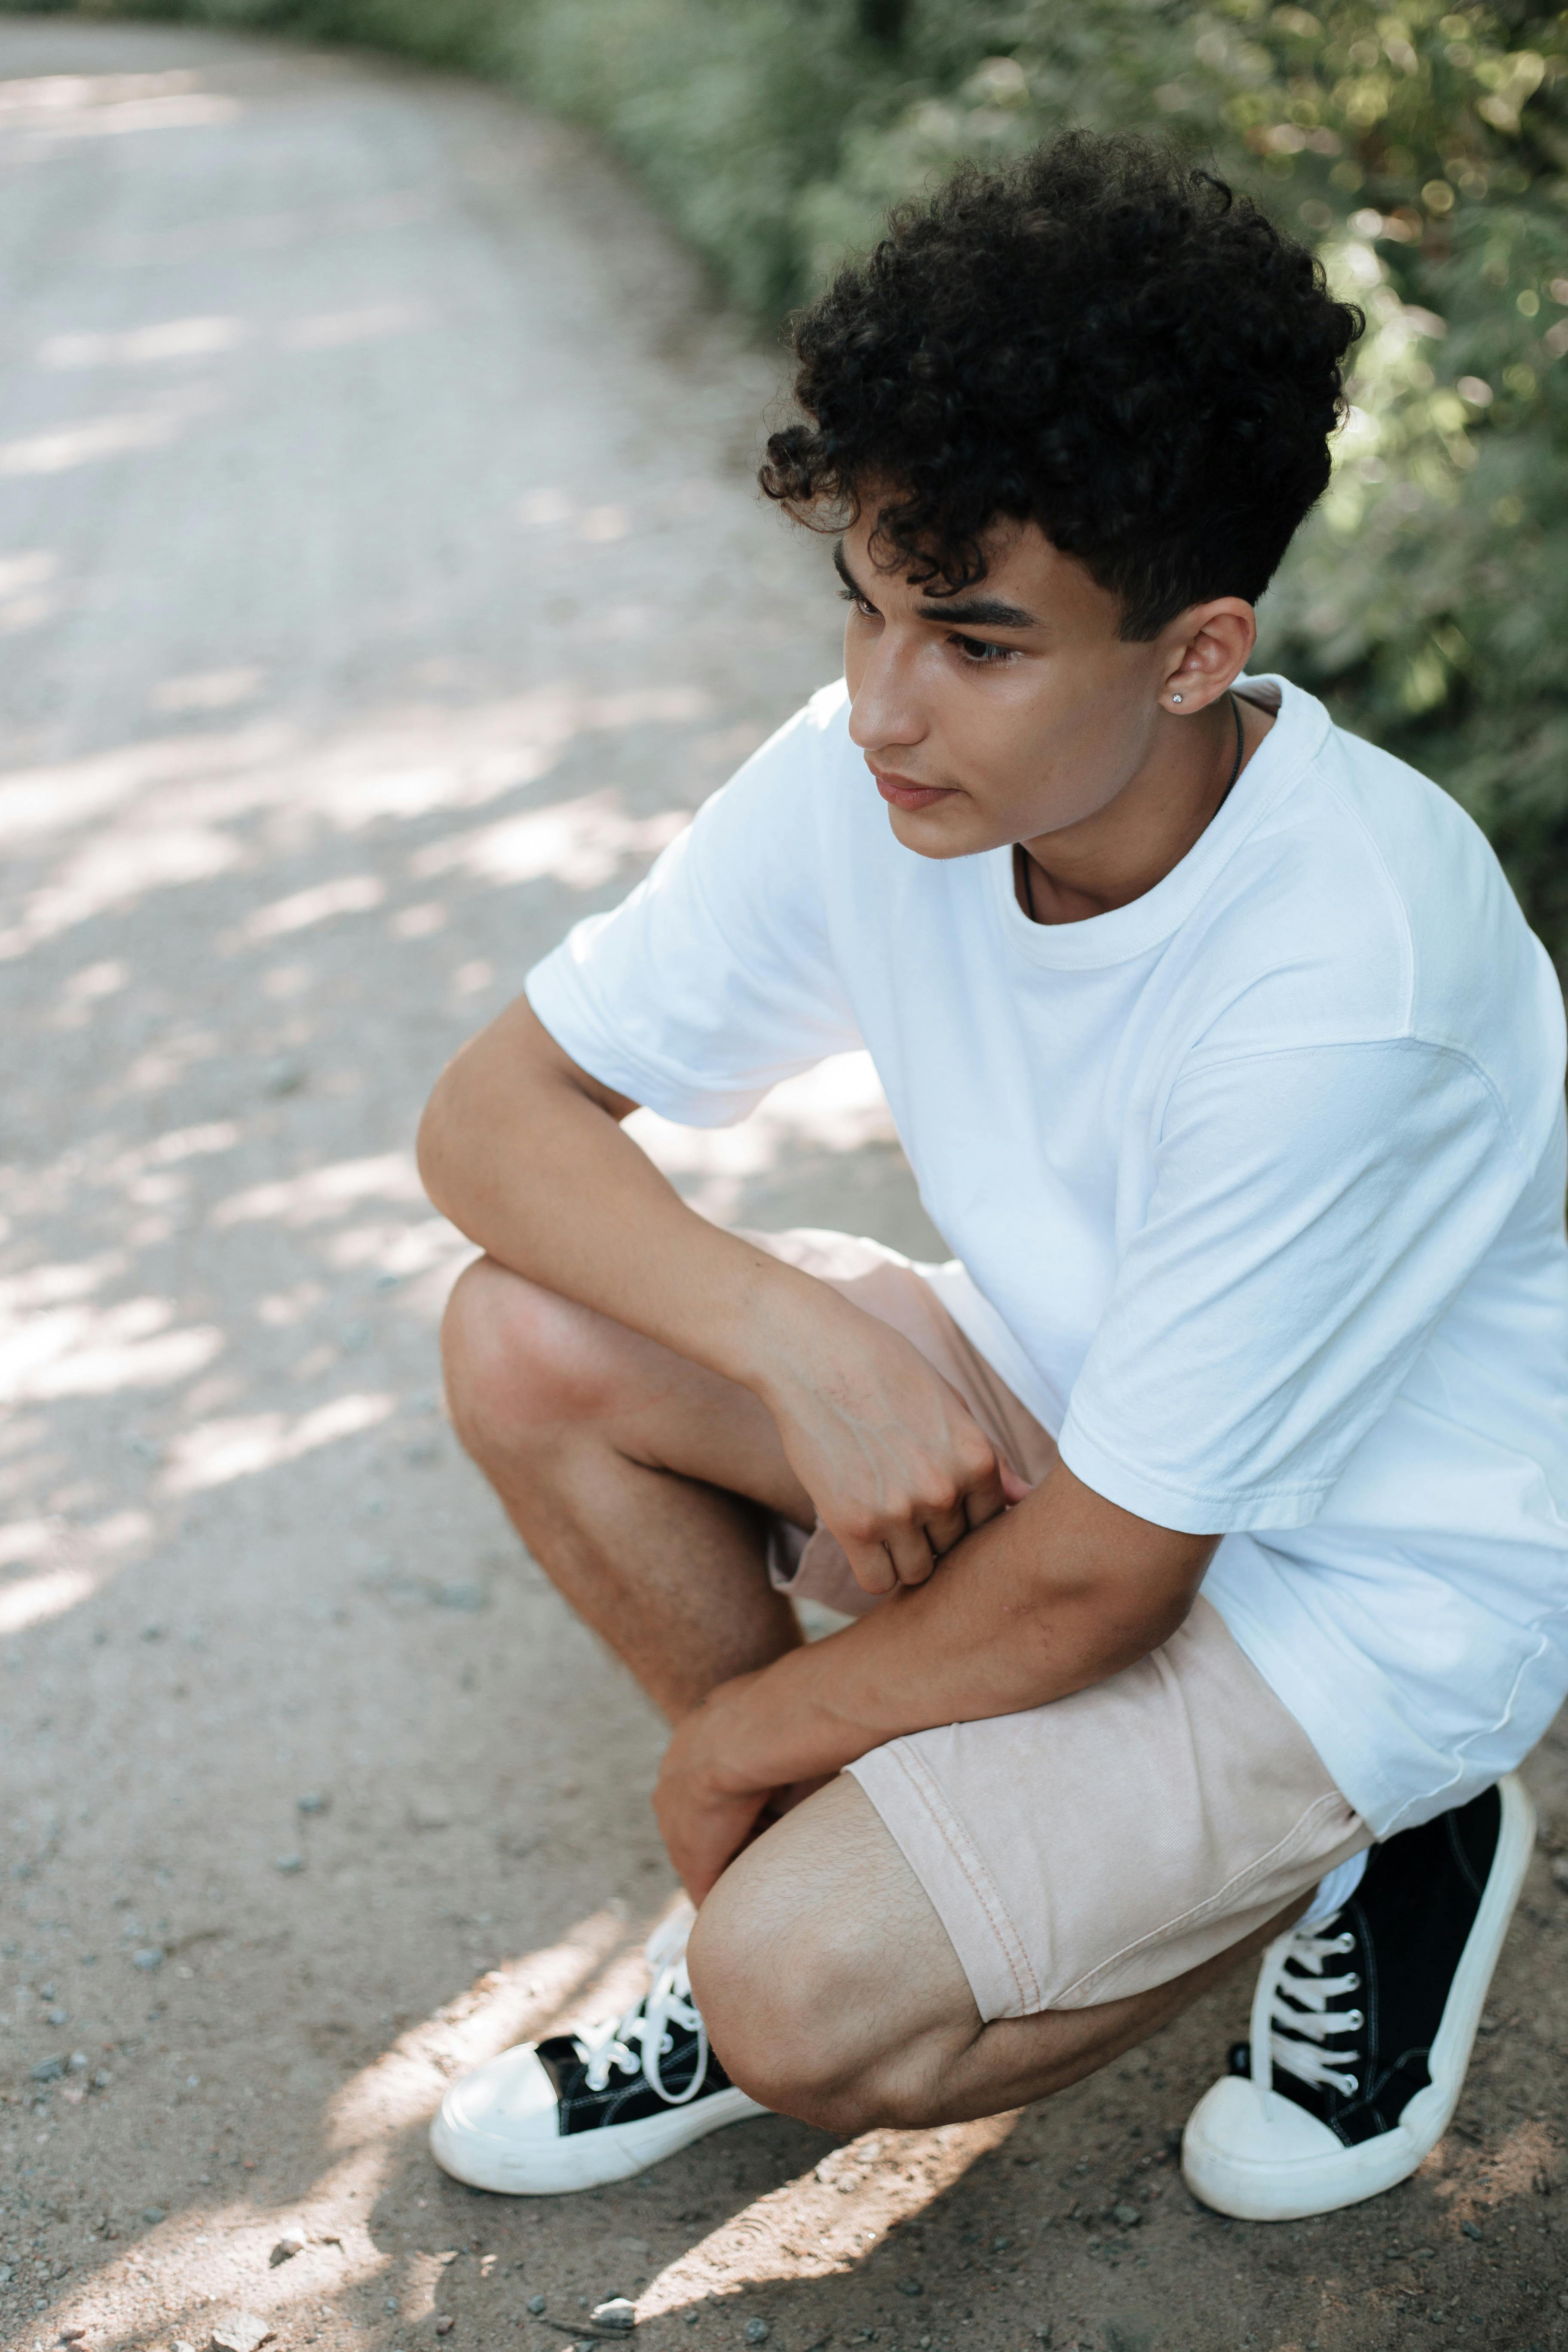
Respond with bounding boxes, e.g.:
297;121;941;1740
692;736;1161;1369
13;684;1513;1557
579;1903;710;2107
1250;1914;1365;2101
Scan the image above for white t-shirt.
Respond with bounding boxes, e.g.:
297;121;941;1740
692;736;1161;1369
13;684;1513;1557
527;674;1568;1837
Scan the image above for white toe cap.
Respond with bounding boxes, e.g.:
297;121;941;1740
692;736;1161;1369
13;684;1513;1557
429;2044;563;2189
1182;2076;1348;2222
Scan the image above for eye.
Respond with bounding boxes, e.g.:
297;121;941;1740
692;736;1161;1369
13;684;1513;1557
952;633;1019;666
838;585;879;618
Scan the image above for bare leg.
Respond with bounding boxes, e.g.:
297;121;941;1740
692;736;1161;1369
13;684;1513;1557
689;1775;1307;2134
442;1254;818;1720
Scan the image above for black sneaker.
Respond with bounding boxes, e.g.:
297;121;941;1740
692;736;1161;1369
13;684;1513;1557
1182;1774;1535;2220
429;1906;766;2193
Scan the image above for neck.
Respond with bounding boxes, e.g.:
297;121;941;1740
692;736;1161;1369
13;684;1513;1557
1018;692;1261;925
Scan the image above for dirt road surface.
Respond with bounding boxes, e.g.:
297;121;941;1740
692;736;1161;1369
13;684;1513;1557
2;17;1566;2352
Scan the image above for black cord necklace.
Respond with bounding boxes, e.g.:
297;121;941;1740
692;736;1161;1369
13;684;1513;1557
1018;690;1245;925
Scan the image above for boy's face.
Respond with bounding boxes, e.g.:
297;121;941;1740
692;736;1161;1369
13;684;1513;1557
837;503;1250;860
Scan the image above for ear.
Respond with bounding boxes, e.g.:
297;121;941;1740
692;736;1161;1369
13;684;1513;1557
1158;598;1258;715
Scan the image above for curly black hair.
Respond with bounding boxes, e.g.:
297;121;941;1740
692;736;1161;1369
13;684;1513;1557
760;131;1362;640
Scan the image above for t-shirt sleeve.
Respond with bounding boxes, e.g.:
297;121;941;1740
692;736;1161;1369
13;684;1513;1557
1057;1038;1534;1533
524;695;861;1124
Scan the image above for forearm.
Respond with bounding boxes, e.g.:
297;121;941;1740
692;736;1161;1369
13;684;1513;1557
689;1465;1213;1794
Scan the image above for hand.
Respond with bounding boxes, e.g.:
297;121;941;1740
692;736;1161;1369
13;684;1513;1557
653;1678;778;1902
757;1294;1032;1596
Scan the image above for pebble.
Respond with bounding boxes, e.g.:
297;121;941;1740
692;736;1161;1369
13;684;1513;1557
591;2301;637;2333
435;2323;456;2340
436;1580;487;1613
210;2319;274;2352
1553;1855;1568;1893
1461;2218;1484;2241
896;2279;924;2297
263;1055;306;1098
269;2228;307;2265
60;2330;88;2344
1112;2204;1141;2228
274;1854;305;1874
132;1947;165;1972
143;2206;167;2225
528;2296;547;2315
30;2055;65;2083
744;2327;769;2346
46;2007;68;2026
297;1792;328;1815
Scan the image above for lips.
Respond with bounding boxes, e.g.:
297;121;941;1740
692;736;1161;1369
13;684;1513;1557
870;766;955;812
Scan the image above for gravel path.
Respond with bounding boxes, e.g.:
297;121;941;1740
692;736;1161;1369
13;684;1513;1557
2;17;1566;2352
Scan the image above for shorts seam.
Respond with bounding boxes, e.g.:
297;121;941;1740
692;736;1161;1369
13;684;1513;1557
1052;1789;1356;2009
875;1739;1043;2017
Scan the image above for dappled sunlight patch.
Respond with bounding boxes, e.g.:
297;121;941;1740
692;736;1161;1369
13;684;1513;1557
322;1213;469;1283
40;314;248;369
106;1119;242;1183
0;545;63;634
0;720;294;848
0;67;239;138
213;1150;425;1230
280;299;431;351
34;2185;368;2352
0;379;221;479
0;1563;96;1635
1420;2113;1559;2220
0;1291;222;1402
160;1390;396;1493
0;1516;52;1567
0;1251;124;1315
643;2114;1020;2309
35;1918;651;2352
237;872;386;943
411;788;689;891
327;1906;631;2149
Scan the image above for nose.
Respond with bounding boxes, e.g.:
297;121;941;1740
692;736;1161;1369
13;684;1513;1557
846;630;928;758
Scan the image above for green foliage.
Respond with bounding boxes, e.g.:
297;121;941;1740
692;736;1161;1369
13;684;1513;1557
787;0;1568;962
30;0;1568;958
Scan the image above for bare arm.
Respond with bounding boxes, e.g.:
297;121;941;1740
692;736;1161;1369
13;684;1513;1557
417;994;1011;1590
655;1461;1218;1898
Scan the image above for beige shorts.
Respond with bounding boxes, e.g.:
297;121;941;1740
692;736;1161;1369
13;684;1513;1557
752;1229;1371;2024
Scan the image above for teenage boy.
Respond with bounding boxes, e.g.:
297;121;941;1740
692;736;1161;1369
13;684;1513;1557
417;134;1567;2221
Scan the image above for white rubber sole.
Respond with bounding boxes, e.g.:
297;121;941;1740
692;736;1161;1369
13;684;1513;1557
1182;1773;1537;2222
429;2083;767;2196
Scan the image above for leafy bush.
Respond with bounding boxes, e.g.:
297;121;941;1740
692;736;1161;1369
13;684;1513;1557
28;0;1568;960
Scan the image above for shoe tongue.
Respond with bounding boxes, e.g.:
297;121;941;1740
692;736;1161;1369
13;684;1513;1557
534;2034;588;2100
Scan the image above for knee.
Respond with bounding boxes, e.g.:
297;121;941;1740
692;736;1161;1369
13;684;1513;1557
688;1878;906;2135
440;1257;612;1464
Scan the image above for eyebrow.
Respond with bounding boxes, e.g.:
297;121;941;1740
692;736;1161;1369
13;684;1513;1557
833;539;1041;631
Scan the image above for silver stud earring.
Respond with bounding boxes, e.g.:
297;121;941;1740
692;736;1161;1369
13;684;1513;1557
1171;692;1184;704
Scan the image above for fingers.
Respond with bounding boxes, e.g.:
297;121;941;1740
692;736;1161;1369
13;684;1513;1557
922;1498;972;1558
838;1440;1016;1593
884;1523;939;1589
840;1534;900;1596
959;1458;1010;1534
